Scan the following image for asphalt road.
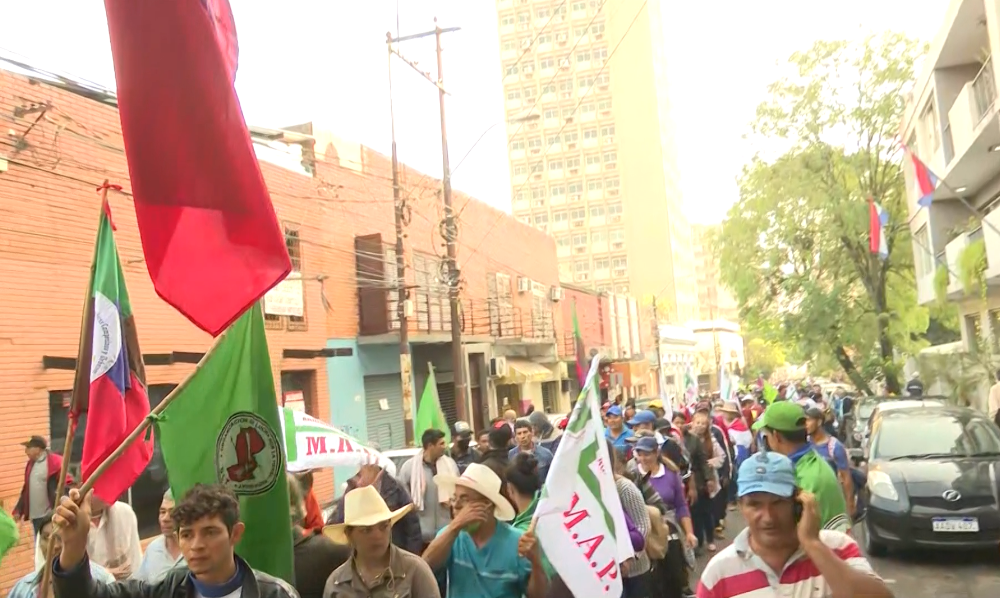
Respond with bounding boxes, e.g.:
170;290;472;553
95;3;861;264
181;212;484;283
698;511;1000;598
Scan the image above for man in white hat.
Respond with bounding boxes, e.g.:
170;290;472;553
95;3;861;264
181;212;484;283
422;464;548;598
324;486;441;598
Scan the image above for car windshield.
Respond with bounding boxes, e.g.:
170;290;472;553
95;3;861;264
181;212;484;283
871;414;1000;460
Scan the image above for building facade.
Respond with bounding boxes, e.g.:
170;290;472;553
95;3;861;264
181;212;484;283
903;0;1000;374
657;324;699;399
688;320;745;392
495;0;697;321
692;224;740;322
0;62;572;590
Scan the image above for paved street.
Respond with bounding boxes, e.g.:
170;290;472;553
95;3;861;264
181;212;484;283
697;511;1000;598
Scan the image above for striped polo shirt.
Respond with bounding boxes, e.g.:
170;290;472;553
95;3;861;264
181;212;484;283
696;529;878;598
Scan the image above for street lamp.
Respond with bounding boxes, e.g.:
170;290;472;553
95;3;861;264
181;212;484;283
451;112;540;175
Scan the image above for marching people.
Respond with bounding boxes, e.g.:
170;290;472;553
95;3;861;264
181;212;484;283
134;489;184;582
287;474;350;598
506;454;555;577
422;463;548;598
805;407;856;520
605;405;635;450
7;512;115;598
329;463;423;555
688;410;723;553
86;493;143;580
630;436;696;598
50;484;298;598
605;439;652;598
450;421;480;473
295;471;327;533
323;486;440;598
697;452;894;598
527;410;562;454
752;402;851;532
508;418;554;481
478;423;514;473
397;429;459;551
14;435;71;535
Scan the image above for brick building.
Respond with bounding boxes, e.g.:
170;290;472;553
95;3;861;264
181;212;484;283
0;62;568;590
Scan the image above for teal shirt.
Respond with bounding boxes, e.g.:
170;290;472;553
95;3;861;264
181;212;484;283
436;521;532;598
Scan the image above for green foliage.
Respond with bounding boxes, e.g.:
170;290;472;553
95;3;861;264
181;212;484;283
716;32;928;395
957;238;987;295
744;336;785;380
933;265;950;303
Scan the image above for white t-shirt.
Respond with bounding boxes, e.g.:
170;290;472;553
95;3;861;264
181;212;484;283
194;590;242;598
88;501;143;575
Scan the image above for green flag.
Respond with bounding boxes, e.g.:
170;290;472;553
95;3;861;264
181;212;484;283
414;365;451;445
157;304;294;583
763;381;779;404
0;505;18;565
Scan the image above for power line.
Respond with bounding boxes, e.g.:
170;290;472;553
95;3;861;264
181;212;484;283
461;0;649;269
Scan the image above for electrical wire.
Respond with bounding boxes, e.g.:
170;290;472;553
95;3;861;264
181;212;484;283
460;0;648;269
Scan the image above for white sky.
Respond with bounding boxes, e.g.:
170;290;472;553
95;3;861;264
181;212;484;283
0;0;947;224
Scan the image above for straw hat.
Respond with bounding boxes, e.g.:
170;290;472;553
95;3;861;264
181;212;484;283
718;401;742;415
433;463;516;521
322;486;413;544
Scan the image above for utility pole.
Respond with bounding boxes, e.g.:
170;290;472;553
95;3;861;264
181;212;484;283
652;295;664;398
386;21;467;423
386;33;414;446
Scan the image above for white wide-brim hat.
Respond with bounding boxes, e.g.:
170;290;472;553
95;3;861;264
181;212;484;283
434;463;516;521
322;485;413;545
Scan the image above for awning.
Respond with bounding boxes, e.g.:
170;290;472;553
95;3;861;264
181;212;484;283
499;359;558;384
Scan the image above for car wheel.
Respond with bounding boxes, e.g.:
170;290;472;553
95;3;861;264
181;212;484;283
861;517;887;557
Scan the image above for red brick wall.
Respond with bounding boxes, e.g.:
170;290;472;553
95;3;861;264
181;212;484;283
561;286;609;355
0;68;561;590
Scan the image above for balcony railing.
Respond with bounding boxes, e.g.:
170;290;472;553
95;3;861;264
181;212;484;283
972;56;996;124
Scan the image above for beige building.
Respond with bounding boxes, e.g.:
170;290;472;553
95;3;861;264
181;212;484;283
902;0;1000;363
495;0;697;322
692;224;740;322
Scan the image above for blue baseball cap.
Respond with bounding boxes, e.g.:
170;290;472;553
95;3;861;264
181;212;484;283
737;452;796;498
633;436;659;453
606;405;623;417
627;410;656;426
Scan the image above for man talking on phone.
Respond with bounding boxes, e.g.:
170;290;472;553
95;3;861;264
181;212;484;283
696;452;894;598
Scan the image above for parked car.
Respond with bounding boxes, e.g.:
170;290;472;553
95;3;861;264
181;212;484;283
860;398;946;458
861;403;1000;556
382;447;420;474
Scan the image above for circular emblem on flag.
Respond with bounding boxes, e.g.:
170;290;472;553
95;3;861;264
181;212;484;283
215;411;283;496
755;466;767;474
91;292;122;383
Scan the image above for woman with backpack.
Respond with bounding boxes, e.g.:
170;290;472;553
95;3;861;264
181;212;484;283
606;439;653;598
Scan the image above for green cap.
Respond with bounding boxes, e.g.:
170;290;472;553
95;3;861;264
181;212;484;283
752;401;806;432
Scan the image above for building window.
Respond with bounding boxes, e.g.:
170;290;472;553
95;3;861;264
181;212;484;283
542;83;556;96
567;181;583;194
589;205;605;217
507;89;521;100
540;57;555;70
511;139;525;151
587;180;603;191
612;257;627;268
583;128;598;140
547;133;561;146
577;51;591;63
531;187;545;199
597;99;612;111
506;64;519;76
610;229;625;242
594;47;608;60
586;154;601;166
601;125;615;137
556;236;571;247
534;213;549;224
605;177;620;189
517;11;530;23
572;1;587;11
607;202;623;215
575;261;590;272
564;131;579;143
553;211;569;222
538;34;553;45
549;159;563;171
570;208;586;221
566;156;581;169
550;185;565;196
572;233;588;246
578;77;595;90
544;108;558;119
513;164;528;175
581;103;596;114
595;257;610;269
591;230;606;243
536;7;551;18
502;40;516;52
528;137;543;149
501;14;515;26
914;225;933;277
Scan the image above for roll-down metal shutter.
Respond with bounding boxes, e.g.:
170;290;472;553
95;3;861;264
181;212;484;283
364;375;405;450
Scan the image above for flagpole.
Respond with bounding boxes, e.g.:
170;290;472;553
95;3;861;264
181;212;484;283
38;181;114;598
76;325;232;496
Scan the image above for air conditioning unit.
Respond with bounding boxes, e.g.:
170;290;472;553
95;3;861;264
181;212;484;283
594;33;604;40
569;168;579;175
600;110;611;117
612;241;624;250
490;356;509;377
528;122;539;130
598;84;609;92
577;273;590;281
521;39;533;50
611;215;622;223
608;189;619;196
518;23;530;31
557;33;568;43
567;142;578;149
524;64;534;73
559;59;571;70
572;220;584;228
605;163;616;170
574;246;586;254
518;276;531;292
533;174;543;181
604;136;614;144
570;193;581;201
551;286;564;301
613;268;626;277
561;91;572;99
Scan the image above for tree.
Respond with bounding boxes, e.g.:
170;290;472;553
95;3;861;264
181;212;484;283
717;33;929;395
744;336;785;380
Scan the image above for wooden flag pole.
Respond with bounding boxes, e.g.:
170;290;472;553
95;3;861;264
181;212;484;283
38;181;113;598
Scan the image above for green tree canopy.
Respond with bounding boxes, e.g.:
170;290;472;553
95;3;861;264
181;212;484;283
717;32;931;395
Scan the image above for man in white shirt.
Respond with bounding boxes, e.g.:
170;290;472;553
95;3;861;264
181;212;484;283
87;495;143;579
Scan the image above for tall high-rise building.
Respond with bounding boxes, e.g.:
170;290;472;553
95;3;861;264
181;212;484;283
495;0;697;322
692;224;740;323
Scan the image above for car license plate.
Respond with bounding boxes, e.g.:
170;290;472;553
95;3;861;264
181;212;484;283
931;517;979;532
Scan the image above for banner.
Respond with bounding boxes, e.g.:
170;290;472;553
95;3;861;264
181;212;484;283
535;355;632;598
280;408;396;476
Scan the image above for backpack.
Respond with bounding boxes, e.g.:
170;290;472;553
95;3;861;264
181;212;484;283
644;505;669;560
825;437;866;495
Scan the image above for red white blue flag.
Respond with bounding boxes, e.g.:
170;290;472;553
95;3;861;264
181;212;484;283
869;199;890;260
903;146;938;208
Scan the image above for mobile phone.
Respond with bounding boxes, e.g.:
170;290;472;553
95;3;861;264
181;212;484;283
792;490;803;523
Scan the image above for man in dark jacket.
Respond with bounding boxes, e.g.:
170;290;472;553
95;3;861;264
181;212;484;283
450;421;480;474
51;483;297;598
326;464;422;555
477;423;513;473
14;436;71;535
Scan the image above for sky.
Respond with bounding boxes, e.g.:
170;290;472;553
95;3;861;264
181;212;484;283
0;0;948;224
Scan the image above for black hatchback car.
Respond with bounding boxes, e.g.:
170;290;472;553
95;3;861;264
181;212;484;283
861;404;1000;555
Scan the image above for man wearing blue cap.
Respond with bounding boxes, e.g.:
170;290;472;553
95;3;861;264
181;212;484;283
697;452;893;598
604;405;634;451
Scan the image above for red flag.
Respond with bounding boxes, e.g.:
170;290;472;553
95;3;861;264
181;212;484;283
104;0;290;336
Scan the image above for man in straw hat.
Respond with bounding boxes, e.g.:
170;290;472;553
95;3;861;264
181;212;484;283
323;486;440;598
422;463;548;598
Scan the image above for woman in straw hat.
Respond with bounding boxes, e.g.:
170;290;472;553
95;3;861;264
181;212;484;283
423;463;548;598
322;486;440;598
